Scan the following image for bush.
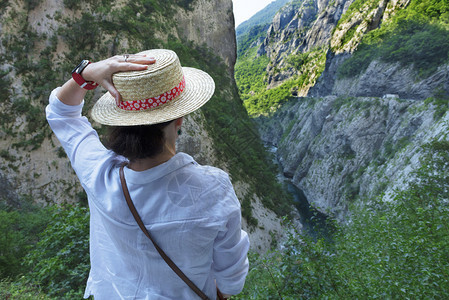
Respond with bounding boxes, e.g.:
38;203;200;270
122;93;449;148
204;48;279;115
23;205;90;298
338;4;449;79
0;70;10;103
0;200;51;279
236;140;449;298
0;279;55;300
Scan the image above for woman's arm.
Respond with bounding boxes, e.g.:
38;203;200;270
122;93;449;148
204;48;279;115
56;55;156;106
47;53;156;188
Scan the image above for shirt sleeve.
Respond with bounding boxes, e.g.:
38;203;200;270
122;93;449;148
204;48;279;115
45;87;116;187
213;179;250;295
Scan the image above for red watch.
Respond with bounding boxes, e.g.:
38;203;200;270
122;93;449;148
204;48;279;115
72;60;99;90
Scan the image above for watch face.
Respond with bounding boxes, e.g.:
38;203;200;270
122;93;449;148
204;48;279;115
72;60;89;74
71;60;97;90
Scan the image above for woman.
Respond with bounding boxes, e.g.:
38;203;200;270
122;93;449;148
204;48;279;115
46;49;249;299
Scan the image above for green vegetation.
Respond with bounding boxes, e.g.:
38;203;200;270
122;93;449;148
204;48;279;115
235;139;449;299
0;202;89;299
0;279;55;300
235;48;270;100
0;199;51;279
243;75;301;115
24;205;90;298
236;47;326;116
337;0;449;79
0;70;10;103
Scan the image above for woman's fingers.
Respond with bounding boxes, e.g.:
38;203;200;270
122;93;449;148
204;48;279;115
104;55;155;74
101;78;122;106
106;56;156;104
117;54;156;65
119;61;155;72
82;54;156;105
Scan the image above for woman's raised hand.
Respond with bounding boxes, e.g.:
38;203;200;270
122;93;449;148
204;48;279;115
83;54;156;104
57;54;156;106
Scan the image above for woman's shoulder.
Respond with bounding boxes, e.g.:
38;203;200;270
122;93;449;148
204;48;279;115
177;153;229;178
176;153;233;189
190;162;231;186
172;153;240;213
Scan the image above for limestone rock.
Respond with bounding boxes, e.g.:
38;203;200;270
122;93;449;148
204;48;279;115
176;0;237;75
260;0;353;89
258;95;448;220
332;61;449;100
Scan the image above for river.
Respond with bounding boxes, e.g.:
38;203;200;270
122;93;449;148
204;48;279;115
268;145;333;240
287;182;333;240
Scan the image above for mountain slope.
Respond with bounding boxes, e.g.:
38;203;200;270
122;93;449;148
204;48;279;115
0;0;291;251
236;0;292;37
235;0;449;218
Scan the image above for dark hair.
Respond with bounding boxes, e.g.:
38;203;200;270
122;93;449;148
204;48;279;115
107;121;173;161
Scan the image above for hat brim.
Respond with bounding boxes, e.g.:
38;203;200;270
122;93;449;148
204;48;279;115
91;67;215;126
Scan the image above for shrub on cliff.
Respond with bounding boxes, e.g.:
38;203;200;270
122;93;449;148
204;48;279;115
236;139;449;298
338;0;449;79
23;205;90;298
0;199;50;279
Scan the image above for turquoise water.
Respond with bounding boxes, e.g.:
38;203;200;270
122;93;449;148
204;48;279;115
287;182;333;241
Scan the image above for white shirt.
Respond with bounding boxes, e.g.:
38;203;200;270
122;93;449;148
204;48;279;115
46;88;249;299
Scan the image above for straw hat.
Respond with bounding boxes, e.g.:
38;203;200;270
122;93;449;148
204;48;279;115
91;49;215;126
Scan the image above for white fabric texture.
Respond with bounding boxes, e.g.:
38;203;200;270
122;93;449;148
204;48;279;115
46;88;250;299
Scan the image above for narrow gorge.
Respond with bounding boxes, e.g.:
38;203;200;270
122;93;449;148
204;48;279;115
236;0;449;220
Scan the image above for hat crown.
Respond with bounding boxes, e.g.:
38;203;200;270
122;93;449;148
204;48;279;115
113;49;184;103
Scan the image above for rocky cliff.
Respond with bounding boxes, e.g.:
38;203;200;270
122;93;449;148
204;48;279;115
0;0;289;251
175;0;237;74
236;0;449;218
258;0;355;90
258;95;448;219
314;58;449;100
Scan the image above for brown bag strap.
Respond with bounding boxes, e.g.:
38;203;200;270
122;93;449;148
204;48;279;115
119;163;210;300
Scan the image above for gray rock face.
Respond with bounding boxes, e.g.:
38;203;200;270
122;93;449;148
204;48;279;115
332;61;449;100
272;4;298;32
309;50;351;97
259;0;353;88
176;0;237;75
0;172;19;207
258;95;447;219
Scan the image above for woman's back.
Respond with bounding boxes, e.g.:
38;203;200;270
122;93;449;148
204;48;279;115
83;153;247;299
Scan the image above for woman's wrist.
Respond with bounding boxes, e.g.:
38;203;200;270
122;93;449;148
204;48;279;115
72;60;99;90
57;78;88;106
80;62;95;83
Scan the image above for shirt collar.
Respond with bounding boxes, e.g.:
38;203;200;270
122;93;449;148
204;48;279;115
122;152;195;185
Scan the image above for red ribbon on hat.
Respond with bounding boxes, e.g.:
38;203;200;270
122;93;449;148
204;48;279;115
118;77;186;111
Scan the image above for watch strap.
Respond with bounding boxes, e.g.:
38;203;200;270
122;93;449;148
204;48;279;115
72;60;99;90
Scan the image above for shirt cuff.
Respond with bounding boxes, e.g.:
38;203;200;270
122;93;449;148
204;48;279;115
48;87;85;118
